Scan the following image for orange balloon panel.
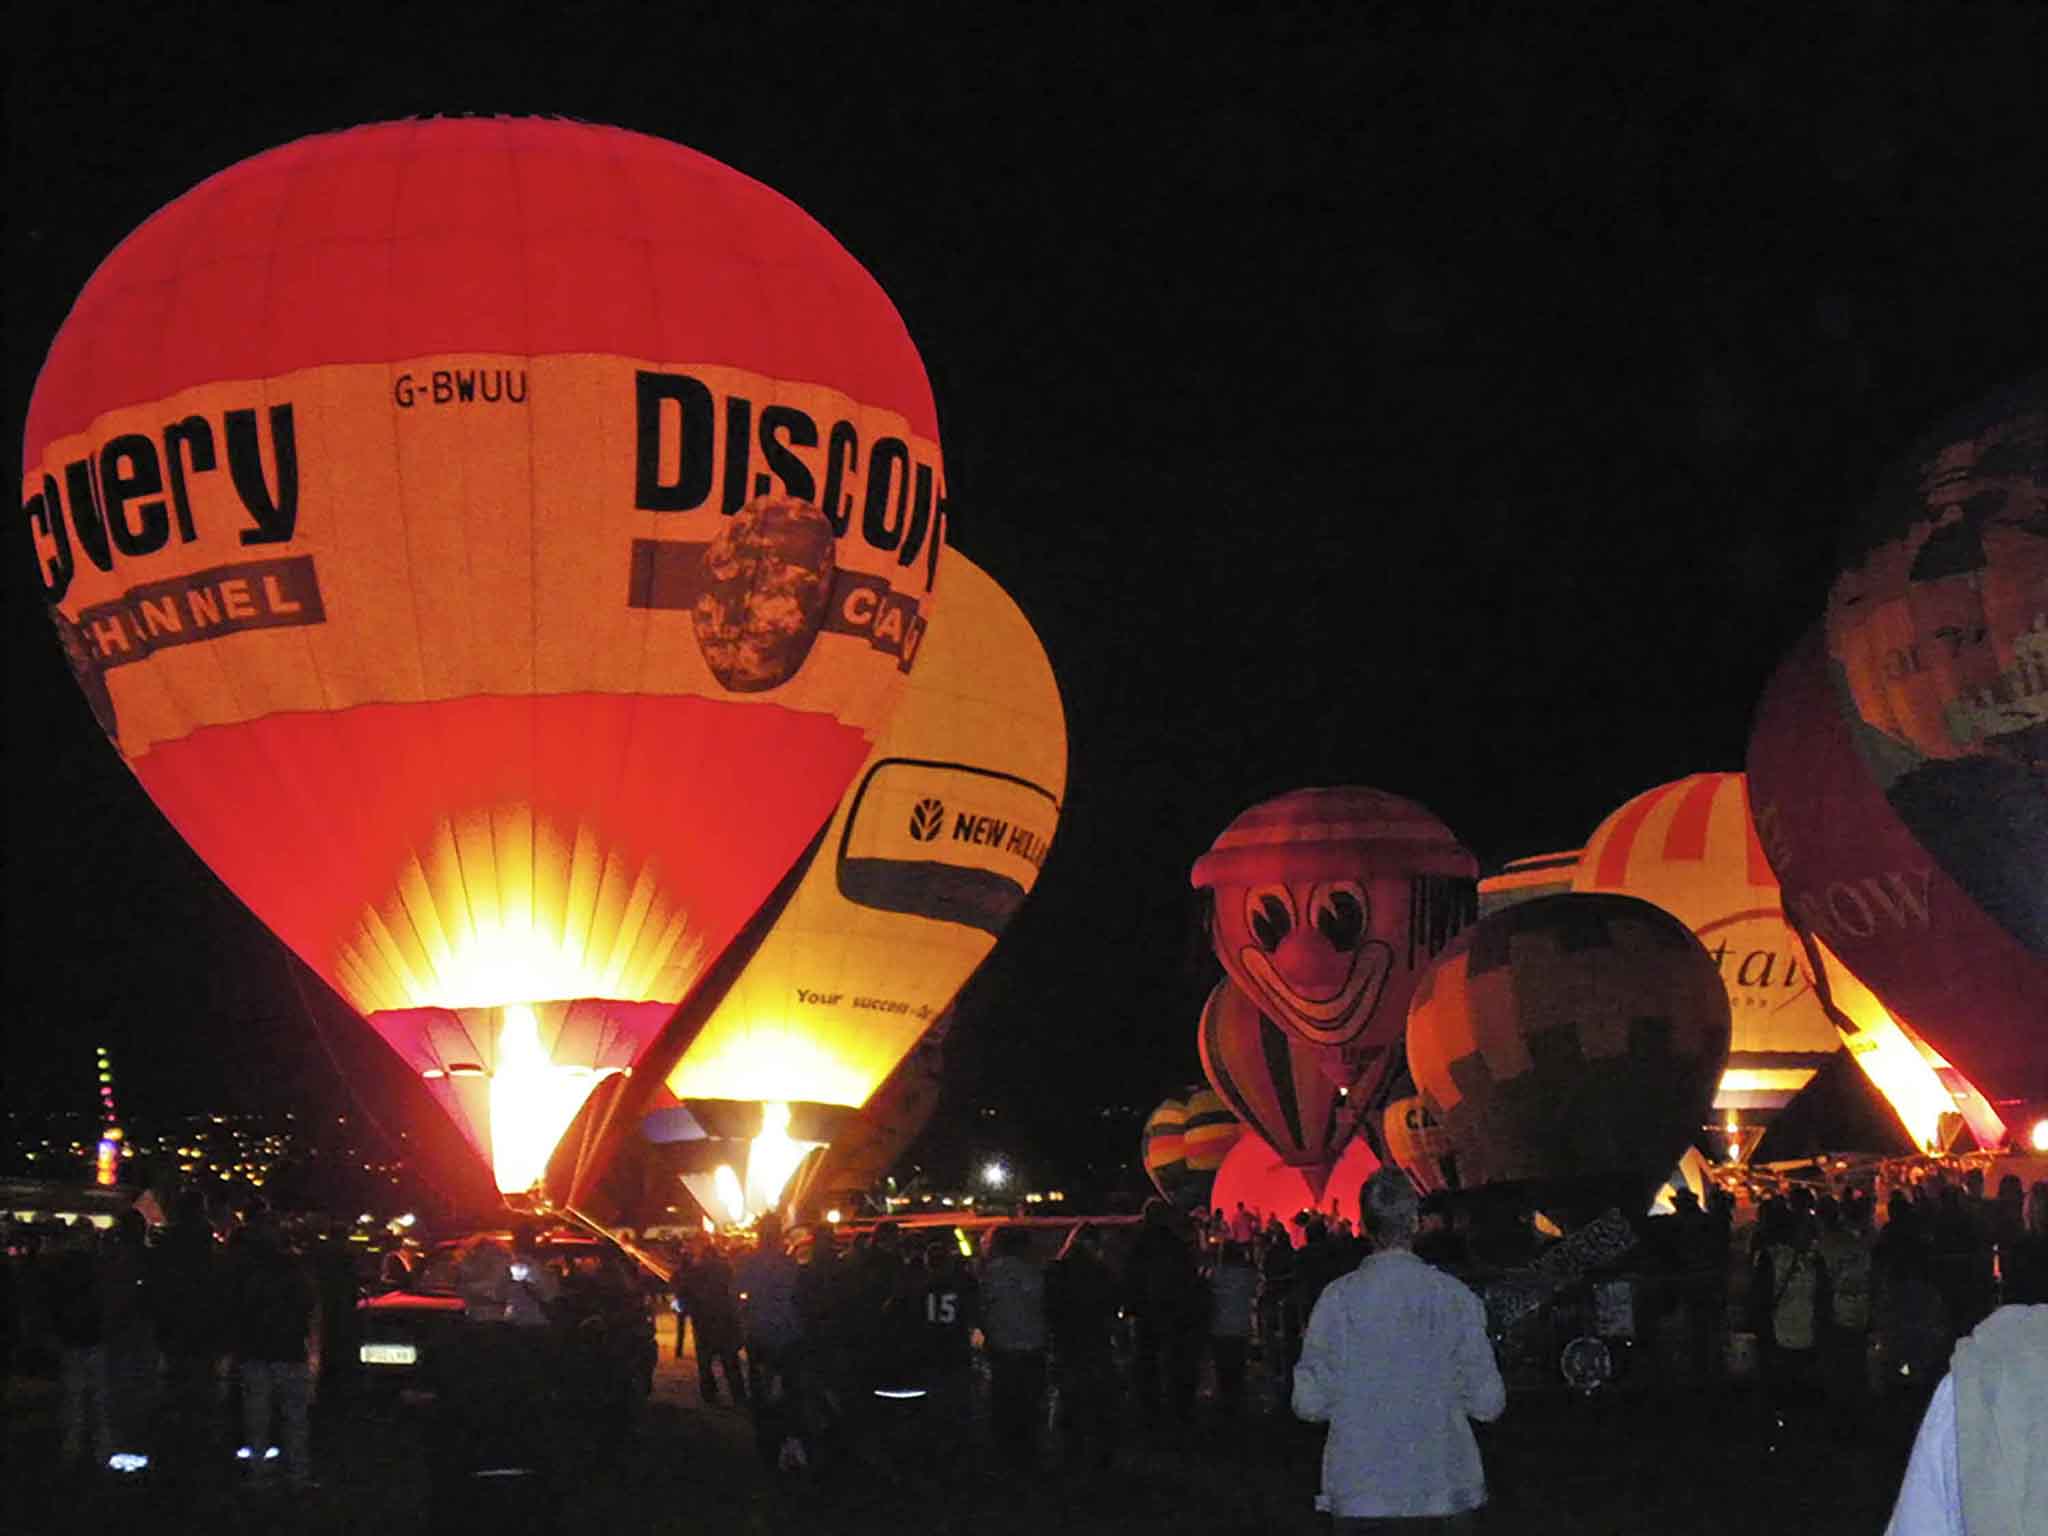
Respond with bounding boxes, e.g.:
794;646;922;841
1406;893;1730;1208
1575;773;1841;1119
665;552;1064;1112
23;121;946;1194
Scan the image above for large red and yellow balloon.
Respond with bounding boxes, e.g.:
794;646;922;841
23;120;948;1196
1406;892;1731;1218
1191;787;1477;1101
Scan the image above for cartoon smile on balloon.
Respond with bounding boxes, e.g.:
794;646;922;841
1222;879;1393;1046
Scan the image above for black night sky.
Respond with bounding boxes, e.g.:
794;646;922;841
8;5;2046;1190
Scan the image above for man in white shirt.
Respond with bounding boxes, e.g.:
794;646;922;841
1294;1169;1506;1532
1884;1303;2047;1536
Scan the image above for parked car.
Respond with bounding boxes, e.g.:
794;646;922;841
354;1227;657;1409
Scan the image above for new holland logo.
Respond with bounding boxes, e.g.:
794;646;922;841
909;797;946;842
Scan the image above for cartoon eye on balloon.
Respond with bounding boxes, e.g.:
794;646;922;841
1245;886;1294;954
1309;881;1368;952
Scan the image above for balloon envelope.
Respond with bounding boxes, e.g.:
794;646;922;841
1825;373;2045;788
1198;978;1354;1196
1749;628;2048;1110
1191;786;1477;1100
1181;1088;1243;1175
1406;893;1731;1219
665;550;1065;1117
1381;1094;1456;1195
23;120;946;1194
1141;1098;1193;1206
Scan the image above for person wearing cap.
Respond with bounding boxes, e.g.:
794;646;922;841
1293;1168;1504;1531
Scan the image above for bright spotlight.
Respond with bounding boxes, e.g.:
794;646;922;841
2030;1118;2048;1154
981;1160;1008;1189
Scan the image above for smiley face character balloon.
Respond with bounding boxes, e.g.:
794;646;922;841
1192;786;1478;1100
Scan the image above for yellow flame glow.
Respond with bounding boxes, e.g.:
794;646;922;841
745;1103;811;1216
1814;937;1999;1153
487;1003;620;1195
712;1164;746;1225
667;1027;878;1109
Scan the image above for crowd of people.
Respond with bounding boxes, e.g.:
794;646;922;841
3;1192;329;1490
7;1159;2046;1522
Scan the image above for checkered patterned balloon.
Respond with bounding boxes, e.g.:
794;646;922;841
1405;892;1730;1213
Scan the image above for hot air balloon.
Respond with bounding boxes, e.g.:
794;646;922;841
1181;1087;1243;1185
654;549;1065;1219
1142;1097;1194;1207
1573;774;1841;1142
22;119;948;1199
1381;1094;1456;1195
1405;893;1731;1222
1749;627;2048;1121
1190;787;1478;1103
1197;979;1356;1198
1824;373;2045;787
1477;850;1582;919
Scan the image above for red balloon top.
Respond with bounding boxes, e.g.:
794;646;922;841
25;117;939;463
1191;785;1476;888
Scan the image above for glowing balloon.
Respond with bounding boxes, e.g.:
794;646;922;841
1181;1088;1243;1179
1208;1132;1317;1243
1406;893;1731;1218
1198;978;1355;1197
1141;1097;1193;1206
23;120;946;1195
1321;1132;1382;1223
1801;932;2006;1153
802;1011;954;1213
1191;787;1478;1100
1381;1094;1456;1195
1574;774;1841;1129
649;551;1061;1220
1749;627;2048;1112
666;551;1064;1113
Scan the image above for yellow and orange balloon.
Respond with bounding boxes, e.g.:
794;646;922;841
24;120;950;1197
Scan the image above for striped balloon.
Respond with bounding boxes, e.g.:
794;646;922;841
1406;892;1731;1220
1181;1088;1243;1174
1574;773;1840;1131
1141;1097;1192;1204
1198;978;1354;1197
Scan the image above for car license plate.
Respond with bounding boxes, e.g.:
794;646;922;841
360;1342;418;1366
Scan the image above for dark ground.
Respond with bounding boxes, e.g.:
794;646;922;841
8;1314;1927;1536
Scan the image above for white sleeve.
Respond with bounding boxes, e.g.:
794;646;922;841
1884;1373;1963;1536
